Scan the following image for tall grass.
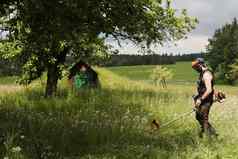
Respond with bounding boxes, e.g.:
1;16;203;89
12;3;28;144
0;68;237;158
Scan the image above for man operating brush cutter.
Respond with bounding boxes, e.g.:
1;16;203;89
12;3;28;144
192;58;218;138
150;58;225;133
150;91;225;133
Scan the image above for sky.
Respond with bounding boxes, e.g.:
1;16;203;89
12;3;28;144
108;0;238;55
1;1;238;55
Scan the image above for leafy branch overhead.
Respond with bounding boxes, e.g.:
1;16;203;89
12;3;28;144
0;0;197;96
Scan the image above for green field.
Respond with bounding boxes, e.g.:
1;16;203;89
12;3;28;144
0;76;18;85
107;62;197;84
0;65;237;159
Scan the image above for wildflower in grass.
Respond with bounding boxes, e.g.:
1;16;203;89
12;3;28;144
11;146;21;153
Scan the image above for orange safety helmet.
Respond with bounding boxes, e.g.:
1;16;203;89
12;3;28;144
192;58;205;69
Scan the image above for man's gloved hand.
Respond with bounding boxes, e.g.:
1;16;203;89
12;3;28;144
195;98;202;109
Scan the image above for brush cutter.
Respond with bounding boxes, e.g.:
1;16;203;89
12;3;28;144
151;92;226;131
152;108;197;130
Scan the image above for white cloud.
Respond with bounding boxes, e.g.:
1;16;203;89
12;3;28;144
108;0;238;54
108;34;209;55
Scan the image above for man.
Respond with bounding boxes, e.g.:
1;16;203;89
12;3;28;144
192;58;217;137
68;61;100;90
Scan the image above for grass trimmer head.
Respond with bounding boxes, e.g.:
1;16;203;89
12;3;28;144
150;109;196;132
151;119;160;130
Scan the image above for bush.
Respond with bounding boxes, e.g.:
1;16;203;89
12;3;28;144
150;66;173;88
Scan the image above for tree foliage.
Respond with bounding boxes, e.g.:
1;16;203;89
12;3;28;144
0;0;197;96
227;59;238;82
206;18;238;84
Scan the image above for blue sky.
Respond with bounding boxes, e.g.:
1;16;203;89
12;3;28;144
107;0;238;55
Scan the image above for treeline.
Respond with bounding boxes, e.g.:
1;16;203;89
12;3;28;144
0;53;202;76
105;53;202;66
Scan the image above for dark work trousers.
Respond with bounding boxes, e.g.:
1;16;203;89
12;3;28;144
195;102;216;136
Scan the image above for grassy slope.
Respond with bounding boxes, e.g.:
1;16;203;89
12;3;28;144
0;67;237;158
107;62;198;83
107;62;238;95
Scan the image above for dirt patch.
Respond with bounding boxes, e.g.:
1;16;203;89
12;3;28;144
0;84;23;94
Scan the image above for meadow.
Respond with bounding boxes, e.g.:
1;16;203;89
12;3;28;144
0;62;238;159
107;62;198;84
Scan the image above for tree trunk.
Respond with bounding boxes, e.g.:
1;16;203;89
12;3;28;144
45;65;59;97
44;47;68;97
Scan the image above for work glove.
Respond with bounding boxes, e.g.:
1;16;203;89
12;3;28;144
195;98;202;109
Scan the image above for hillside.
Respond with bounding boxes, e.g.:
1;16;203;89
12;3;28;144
0;68;237;158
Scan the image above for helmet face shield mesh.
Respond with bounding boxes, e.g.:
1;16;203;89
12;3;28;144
192;60;197;66
192;60;200;69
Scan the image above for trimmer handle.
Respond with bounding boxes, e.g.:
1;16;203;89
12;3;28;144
192;94;199;100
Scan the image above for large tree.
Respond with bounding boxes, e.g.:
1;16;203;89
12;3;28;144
0;0;197;97
206;18;238;84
